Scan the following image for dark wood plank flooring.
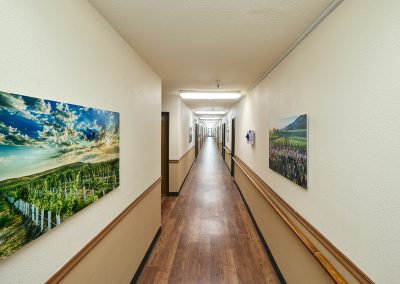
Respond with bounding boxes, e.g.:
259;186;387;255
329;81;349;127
138;137;279;284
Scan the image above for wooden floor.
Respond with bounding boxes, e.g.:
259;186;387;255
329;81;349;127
138;137;279;284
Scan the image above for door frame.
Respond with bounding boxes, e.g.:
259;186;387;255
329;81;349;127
230;118;235;176
222;123;226;159
161;112;170;195
195;123;199;158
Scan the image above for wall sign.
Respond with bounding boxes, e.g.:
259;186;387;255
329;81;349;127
245;130;255;144
0;90;120;260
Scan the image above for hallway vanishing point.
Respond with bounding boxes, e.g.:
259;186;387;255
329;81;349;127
138;137;279;283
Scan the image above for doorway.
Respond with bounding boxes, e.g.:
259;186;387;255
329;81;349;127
222;123;226;159
230;118;235;176
161;112;169;195
195;123;199;158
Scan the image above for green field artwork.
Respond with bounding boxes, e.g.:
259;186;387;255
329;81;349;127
269;114;307;189
0;90;119;260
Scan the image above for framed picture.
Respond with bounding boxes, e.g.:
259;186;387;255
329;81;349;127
189;127;192;143
226;120;230;143
0;90;120;260
269;114;307;189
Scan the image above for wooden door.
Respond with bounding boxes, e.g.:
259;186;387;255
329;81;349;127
231;118;235;176
195;123;199;157
161;112;169;195
222;123;226;159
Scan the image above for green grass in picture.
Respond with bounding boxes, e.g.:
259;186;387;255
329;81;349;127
0;90;120;260
269;114;308;189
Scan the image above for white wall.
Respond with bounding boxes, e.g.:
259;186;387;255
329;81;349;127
179;101;195;157
162;95;180;160
162;95;194;160
221;109;239;150
221;116;229;148
228;0;400;282
0;1;161;283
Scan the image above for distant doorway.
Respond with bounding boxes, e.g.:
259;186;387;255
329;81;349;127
231;118;235;176
195;123;199;158
222;123;226;159
161;112;169;195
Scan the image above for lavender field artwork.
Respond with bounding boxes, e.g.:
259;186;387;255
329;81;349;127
269;114;307;189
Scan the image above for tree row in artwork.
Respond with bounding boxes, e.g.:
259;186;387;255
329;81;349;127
0;159;119;233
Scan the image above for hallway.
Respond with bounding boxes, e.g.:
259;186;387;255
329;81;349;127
138;137;279;283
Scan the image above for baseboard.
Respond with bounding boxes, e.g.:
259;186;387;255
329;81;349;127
234;181;286;284
131;227;162;284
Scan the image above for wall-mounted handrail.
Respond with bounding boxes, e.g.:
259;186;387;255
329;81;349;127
232;157;347;284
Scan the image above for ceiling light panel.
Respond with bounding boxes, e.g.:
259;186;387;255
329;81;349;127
180;91;241;100
195;110;225;115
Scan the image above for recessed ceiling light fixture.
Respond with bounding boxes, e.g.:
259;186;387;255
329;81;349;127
180;91;241;100
195;110;226;115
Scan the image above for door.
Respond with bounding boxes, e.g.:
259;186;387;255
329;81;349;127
161;112;169;195
230;118;235;176
222;123;226;159
195;123;199;158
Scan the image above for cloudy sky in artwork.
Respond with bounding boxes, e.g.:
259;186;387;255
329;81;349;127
0;91;119;181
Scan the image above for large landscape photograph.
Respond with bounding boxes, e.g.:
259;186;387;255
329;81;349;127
0;91;119;260
269;114;307;189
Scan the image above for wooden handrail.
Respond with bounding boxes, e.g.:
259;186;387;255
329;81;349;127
46;178;162;283
169;146;195;164
233;156;373;283
232;157;347;284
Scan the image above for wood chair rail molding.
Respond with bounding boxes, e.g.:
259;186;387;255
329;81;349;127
223;146;231;154
169;145;195;164
46;177;162;284
233;156;373;284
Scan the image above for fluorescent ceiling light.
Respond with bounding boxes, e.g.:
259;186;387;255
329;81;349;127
199;117;220;120
195;110;225;115
180;91;241;100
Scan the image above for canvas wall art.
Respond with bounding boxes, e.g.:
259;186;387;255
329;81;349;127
0;90;120;260
269;114;307;189
226;120;230;143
